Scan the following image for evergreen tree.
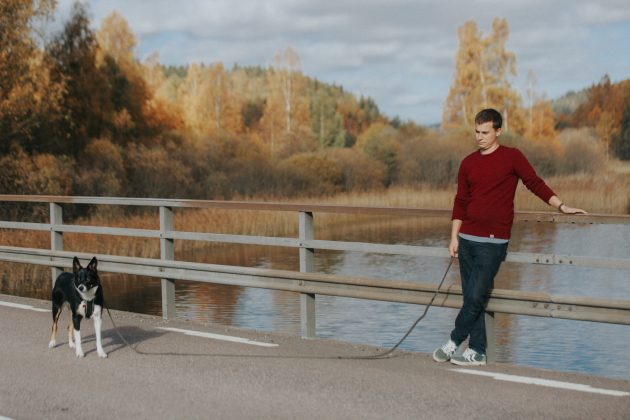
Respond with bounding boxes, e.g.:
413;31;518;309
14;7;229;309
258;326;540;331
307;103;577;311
47;2;111;155
612;107;630;160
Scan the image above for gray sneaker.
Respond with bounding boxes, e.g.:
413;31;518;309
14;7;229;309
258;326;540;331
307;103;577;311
432;340;458;362
450;348;486;366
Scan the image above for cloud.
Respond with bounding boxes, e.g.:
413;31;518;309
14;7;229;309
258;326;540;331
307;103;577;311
577;2;630;24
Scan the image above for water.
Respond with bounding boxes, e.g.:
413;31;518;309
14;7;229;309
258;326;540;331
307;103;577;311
3;218;629;380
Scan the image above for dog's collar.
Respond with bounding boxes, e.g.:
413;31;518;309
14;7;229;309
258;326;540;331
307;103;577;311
75;285;98;302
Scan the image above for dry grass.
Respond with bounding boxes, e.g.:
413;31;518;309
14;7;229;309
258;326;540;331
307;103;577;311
2;173;627;253
514;172;630;213
1;172;627;294
66;172;630;254
308;184;456;209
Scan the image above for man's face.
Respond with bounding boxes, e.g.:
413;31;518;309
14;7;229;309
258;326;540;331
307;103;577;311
475;121;502;153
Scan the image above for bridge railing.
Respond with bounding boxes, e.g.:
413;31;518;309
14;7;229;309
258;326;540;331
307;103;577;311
1;194;629;362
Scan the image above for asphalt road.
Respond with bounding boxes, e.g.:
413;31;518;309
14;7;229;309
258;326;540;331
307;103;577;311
1;293;628;419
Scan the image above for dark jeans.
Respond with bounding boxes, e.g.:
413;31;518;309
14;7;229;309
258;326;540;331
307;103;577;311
450;236;507;354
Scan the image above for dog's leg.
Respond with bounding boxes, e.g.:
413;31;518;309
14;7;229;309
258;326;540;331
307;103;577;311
93;305;107;358
72;315;84;358
73;329;84;358
49;303;62;349
67;322;75;348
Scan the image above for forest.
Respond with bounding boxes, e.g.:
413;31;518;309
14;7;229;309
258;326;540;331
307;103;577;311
2;1;630;213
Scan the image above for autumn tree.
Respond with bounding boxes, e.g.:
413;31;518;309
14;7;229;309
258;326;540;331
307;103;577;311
336;94;384;147
47;2;112;155
74;138;125;196
96;11;154;142
443;18;524;132
124;143;192;198
230;65;266;134
178;62;203;133
397;131;470;186
205;63;241;134
0;144;72;196
355;122;400;186
141;53;182;132
524;69;556;141
277;152;343;196
96;11;137;67
325;147;386;191
443;20;482;128
273;47;309;134
261;47;311;156
0;0;62;152
571;76;630;156
178;63;242;137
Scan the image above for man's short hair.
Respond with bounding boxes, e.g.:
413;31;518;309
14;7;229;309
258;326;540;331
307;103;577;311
475;109;502;130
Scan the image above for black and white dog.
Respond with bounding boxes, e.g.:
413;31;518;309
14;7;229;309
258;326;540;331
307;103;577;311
48;256;107;358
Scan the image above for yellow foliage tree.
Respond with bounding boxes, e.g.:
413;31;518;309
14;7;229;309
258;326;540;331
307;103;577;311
202;63;242;135
525;69;557;141
178;63;203;132
178;63;242;137
142;52;182;131
443;18;524;133
261;47;311;155
96;11;137;69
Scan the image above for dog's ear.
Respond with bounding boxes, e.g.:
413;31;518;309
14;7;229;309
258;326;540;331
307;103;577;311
73;257;82;274
87;256;98;272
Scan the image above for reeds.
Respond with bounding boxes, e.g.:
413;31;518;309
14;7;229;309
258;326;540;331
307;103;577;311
1;171;627;297
514;172;630;213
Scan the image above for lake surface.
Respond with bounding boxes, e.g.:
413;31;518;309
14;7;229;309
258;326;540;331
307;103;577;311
3;217;629;380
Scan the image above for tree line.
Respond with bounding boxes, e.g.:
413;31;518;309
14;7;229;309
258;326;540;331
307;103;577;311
1;2;628;219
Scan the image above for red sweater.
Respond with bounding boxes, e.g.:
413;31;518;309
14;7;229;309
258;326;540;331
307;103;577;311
452;146;555;240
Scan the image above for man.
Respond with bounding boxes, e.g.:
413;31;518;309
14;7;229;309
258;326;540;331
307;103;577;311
433;108;586;366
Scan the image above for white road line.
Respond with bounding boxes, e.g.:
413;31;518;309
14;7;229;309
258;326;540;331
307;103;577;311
451;368;629;397
0;300;49;313
158;327;279;347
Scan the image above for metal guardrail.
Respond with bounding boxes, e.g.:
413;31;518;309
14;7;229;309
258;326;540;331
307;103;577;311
0;195;629;362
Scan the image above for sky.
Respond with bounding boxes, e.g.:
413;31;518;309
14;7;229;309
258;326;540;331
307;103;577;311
53;0;630;125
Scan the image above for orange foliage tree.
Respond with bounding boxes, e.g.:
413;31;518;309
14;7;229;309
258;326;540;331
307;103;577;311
571;75;630;156
0;0;62;151
142;53;182;132
96;11;158;143
524;70;557;141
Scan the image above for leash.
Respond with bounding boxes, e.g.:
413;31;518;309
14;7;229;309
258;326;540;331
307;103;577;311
104;257;454;359
104;303;145;355
338;256;454;359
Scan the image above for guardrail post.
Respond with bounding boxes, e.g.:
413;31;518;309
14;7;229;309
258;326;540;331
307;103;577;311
485;311;496;363
299;211;315;338
50;203;63;286
160;206;176;319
